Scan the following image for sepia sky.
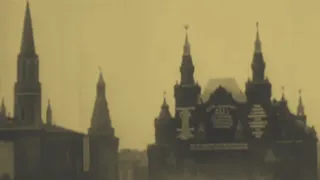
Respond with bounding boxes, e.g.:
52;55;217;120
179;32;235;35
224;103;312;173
0;0;319;149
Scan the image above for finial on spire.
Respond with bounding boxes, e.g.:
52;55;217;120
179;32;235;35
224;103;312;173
162;91;168;108
98;66;102;73
183;24;191;56
163;91;167;103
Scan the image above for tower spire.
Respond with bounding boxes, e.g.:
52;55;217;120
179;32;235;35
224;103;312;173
14;0;42;126
46;99;52;125
179;24;195;85
20;0;36;57
183;25;190;56
89;70;114;135
98;66;105;86
255;22;262;53
97;66;106;95
250;21;266;82
297;89;305;116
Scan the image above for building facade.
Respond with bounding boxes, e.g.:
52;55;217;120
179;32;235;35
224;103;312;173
0;2;119;180
148;23;318;180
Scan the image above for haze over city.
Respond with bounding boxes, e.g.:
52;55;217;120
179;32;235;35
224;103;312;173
0;0;319;149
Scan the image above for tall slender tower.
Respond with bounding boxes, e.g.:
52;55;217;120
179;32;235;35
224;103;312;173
14;1;42;126
88;70;119;180
245;22;271;104
174;25;201;120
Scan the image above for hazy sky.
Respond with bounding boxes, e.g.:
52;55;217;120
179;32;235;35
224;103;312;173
0;0;319;149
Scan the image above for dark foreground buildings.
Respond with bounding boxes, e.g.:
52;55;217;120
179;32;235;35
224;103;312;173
148;24;318;180
0;2;119;180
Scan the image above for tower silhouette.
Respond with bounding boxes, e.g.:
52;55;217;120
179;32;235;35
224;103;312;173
245;22;271;104
14;1;42;126
88;70;119;180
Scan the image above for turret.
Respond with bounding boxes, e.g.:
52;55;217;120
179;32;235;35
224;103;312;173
14;1;42;126
157;92;172;123
88;68;114;135
88;69;119;180
245;22;272;104
155;91;173;144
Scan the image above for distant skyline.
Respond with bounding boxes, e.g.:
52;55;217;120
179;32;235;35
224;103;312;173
0;0;319;149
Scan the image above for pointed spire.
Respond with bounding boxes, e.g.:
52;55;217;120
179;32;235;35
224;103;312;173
183;24;191;56
255;22;262;53
250;22;266;83
20;0;36;57
89;69;114;135
0;98;6;116
97;67;106;96
297;89;305;116
98;66;105;85
46;99;52;125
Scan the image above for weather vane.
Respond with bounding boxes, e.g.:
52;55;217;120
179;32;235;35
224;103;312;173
163;91;167;98
98;66;102;73
298;89;302;95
